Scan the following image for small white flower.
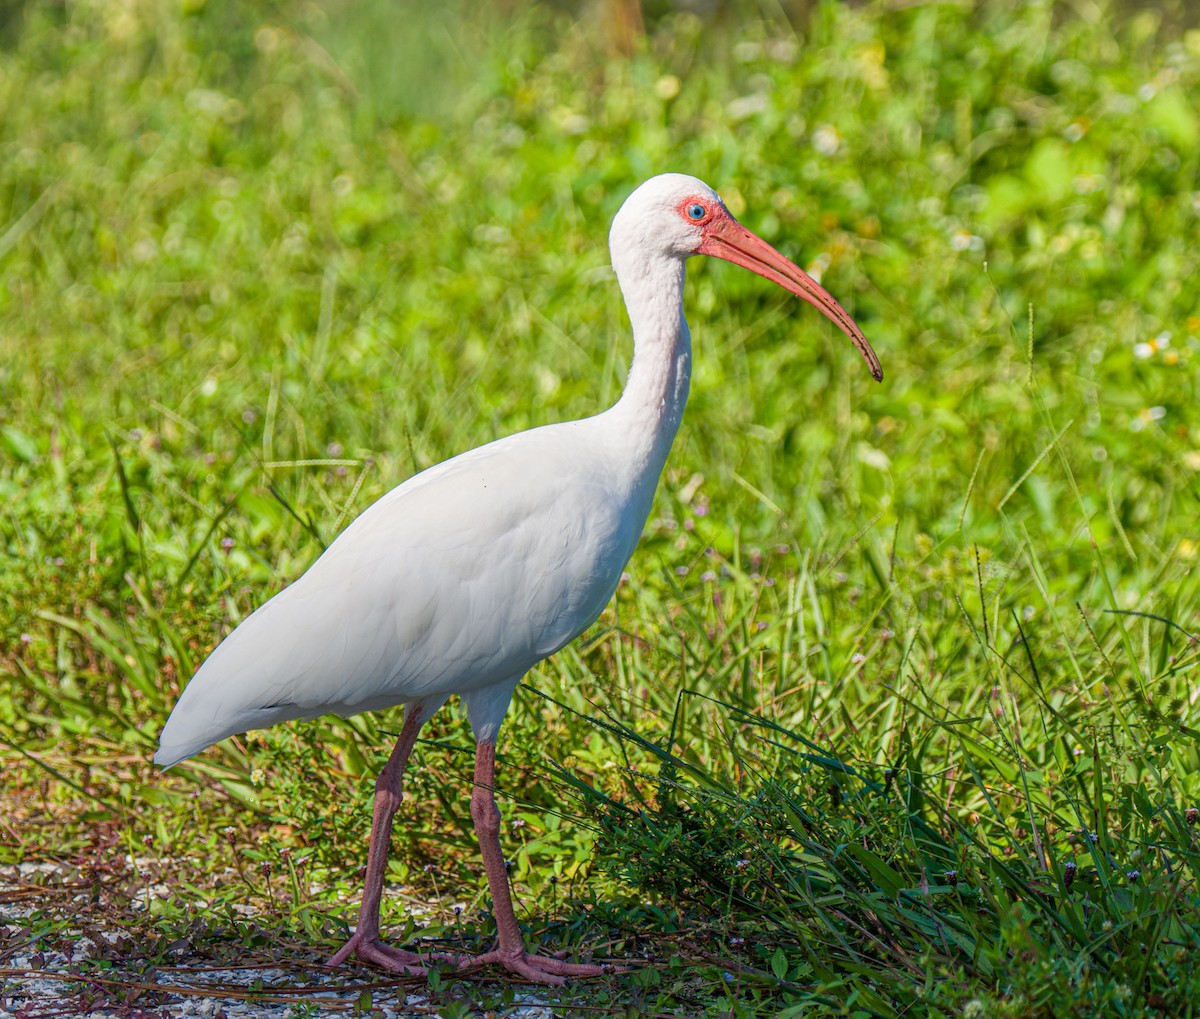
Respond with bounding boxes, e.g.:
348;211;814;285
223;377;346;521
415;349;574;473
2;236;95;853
727;94;768;121
1134;331;1170;360
812;124;842;155
554;109;590;135
806;252;830;284
131;238;158;263
949;229;984;253
654;75;681;101
1132;405;1167;432
732;40;761;62
766;39;798;63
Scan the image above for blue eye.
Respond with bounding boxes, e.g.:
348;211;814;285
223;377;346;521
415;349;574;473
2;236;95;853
687;203;705;220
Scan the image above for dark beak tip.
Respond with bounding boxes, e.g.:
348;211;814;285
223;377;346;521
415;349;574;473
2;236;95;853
872;366;884;383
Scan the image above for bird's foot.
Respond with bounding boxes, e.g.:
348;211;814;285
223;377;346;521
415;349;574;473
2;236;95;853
328;931;460;975
457;947;616;986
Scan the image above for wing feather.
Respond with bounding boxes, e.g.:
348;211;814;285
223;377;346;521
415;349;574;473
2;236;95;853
156;420;640;767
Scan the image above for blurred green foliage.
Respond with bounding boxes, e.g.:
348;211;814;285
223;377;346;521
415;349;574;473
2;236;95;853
1;0;1199;1015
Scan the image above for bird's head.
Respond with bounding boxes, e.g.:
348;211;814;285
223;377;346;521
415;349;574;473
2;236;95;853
611;173;882;382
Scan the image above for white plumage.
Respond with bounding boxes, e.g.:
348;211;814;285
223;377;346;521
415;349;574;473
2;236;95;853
156;173;881;984
156;418;648;761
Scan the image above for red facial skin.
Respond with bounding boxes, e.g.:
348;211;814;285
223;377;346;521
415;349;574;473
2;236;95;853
679;196;882;382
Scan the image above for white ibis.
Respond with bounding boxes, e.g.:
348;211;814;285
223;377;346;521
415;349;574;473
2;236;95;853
155;173;882;984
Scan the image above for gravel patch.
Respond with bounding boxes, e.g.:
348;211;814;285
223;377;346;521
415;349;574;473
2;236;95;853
1;865;553;1018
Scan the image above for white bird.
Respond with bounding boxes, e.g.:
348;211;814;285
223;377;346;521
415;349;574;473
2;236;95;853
156;173;882;984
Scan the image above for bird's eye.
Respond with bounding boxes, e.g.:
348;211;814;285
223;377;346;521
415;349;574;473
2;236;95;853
687;203;706;220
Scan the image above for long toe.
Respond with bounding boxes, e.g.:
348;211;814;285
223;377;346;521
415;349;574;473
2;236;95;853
461;948;616;985
329;932;446;975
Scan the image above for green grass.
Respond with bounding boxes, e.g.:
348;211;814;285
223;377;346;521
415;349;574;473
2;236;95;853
2;0;1200;1015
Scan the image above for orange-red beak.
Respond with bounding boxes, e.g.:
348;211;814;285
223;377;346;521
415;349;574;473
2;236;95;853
698;214;883;383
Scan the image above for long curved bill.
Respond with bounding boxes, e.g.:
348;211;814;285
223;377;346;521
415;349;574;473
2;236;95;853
698;215;883;382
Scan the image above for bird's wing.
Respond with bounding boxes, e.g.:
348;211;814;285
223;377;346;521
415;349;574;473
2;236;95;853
155;421;637;767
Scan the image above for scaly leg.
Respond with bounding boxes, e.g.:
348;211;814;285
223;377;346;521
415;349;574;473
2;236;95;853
328;702;455;973
457;741;611;985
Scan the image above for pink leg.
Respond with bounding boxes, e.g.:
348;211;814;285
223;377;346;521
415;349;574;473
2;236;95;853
457;741;613;985
328;703;457;973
